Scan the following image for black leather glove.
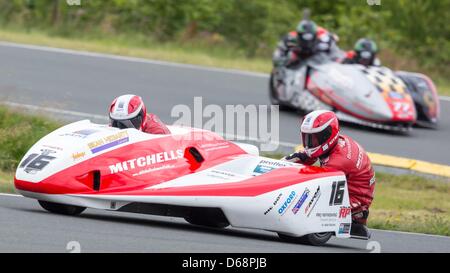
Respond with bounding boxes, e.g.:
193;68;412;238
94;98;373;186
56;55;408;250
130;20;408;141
281;152;310;163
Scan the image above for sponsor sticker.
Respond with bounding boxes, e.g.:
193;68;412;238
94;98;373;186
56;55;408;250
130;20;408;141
339;206;352;218
61;129;99;139
264;193;283;215
316;212;338;218
253;159;292;175
278;191;297;215
206;170;237;180
304;186;321;217
339;223;351;234
292;188;309;214
88;131;129;154
42;145;63;151
109;149;184;174
263;206;273;215
370;175;376;186
72;152;85;161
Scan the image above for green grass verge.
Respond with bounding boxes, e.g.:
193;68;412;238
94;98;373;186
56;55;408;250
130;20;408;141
0;27;270;73
370;173;449;236
0;106;60;193
0;27;448;96
0;169;15;194
0;106;60;172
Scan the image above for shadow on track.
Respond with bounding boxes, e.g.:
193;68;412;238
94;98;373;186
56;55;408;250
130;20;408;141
11;205;364;252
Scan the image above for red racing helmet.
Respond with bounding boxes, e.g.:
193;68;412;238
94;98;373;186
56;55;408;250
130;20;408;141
301;110;340;158
109;94;147;130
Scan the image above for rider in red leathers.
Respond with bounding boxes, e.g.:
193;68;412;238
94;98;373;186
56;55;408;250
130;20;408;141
109;94;171;134
282;110;375;239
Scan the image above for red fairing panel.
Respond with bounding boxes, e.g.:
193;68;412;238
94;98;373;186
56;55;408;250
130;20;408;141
15;128;343;197
15;131;245;195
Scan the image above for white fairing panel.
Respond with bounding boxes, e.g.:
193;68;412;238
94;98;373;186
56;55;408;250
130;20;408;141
19;173;351;238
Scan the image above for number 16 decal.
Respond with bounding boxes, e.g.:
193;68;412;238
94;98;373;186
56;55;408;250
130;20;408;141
19;150;56;174
329;180;345;206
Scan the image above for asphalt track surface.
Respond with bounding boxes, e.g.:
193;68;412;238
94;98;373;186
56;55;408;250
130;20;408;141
0;43;449;253
1;194;449;253
0;43;449;165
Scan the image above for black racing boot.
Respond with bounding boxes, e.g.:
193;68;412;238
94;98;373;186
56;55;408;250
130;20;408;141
351;210;371;240
350;223;371;240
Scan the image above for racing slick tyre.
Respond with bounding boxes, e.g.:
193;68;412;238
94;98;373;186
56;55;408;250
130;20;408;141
277;232;333;246
184;208;230;228
38;200;86;216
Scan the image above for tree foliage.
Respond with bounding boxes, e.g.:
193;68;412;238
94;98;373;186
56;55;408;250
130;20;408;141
0;0;448;71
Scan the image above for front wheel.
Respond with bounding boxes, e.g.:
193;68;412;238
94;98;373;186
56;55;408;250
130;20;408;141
269;70;290;111
278;232;333;246
38;200;86;216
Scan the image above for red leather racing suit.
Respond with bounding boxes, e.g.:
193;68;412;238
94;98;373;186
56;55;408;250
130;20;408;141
291;135;375;224
142;113;171;135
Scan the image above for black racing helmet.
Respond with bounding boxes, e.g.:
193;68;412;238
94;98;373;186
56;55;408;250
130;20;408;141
354;38;378;66
296;20;317;54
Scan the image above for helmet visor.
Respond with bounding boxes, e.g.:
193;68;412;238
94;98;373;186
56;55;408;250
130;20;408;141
111;110;143;129
302;125;332;148
360;51;372;59
301;32;314;41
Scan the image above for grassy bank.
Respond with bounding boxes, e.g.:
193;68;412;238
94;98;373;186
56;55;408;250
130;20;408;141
369;173;449;236
0;170;14;193
0;106;60;175
0;27;449;96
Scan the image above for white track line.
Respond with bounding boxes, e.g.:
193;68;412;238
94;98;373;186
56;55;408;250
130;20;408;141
440;96;450;102
0;193;21;197
0;41;268;78
373;228;450;239
1;101;108;121
2;41;450;102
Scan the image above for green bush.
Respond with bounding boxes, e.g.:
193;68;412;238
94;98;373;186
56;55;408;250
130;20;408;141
0;0;448;75
0;107;59;171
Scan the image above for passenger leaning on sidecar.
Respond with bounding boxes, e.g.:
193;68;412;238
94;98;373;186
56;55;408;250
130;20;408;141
282;110;376;239
342;38;381;67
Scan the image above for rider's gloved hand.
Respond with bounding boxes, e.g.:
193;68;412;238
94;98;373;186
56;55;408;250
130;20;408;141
281;151;310;163
273;56;288;67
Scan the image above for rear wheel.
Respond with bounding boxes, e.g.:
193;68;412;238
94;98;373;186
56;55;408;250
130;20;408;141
278;232;333;246
38;200;86;216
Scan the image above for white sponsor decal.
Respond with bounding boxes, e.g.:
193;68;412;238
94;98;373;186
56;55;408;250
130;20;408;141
109;149;184;174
